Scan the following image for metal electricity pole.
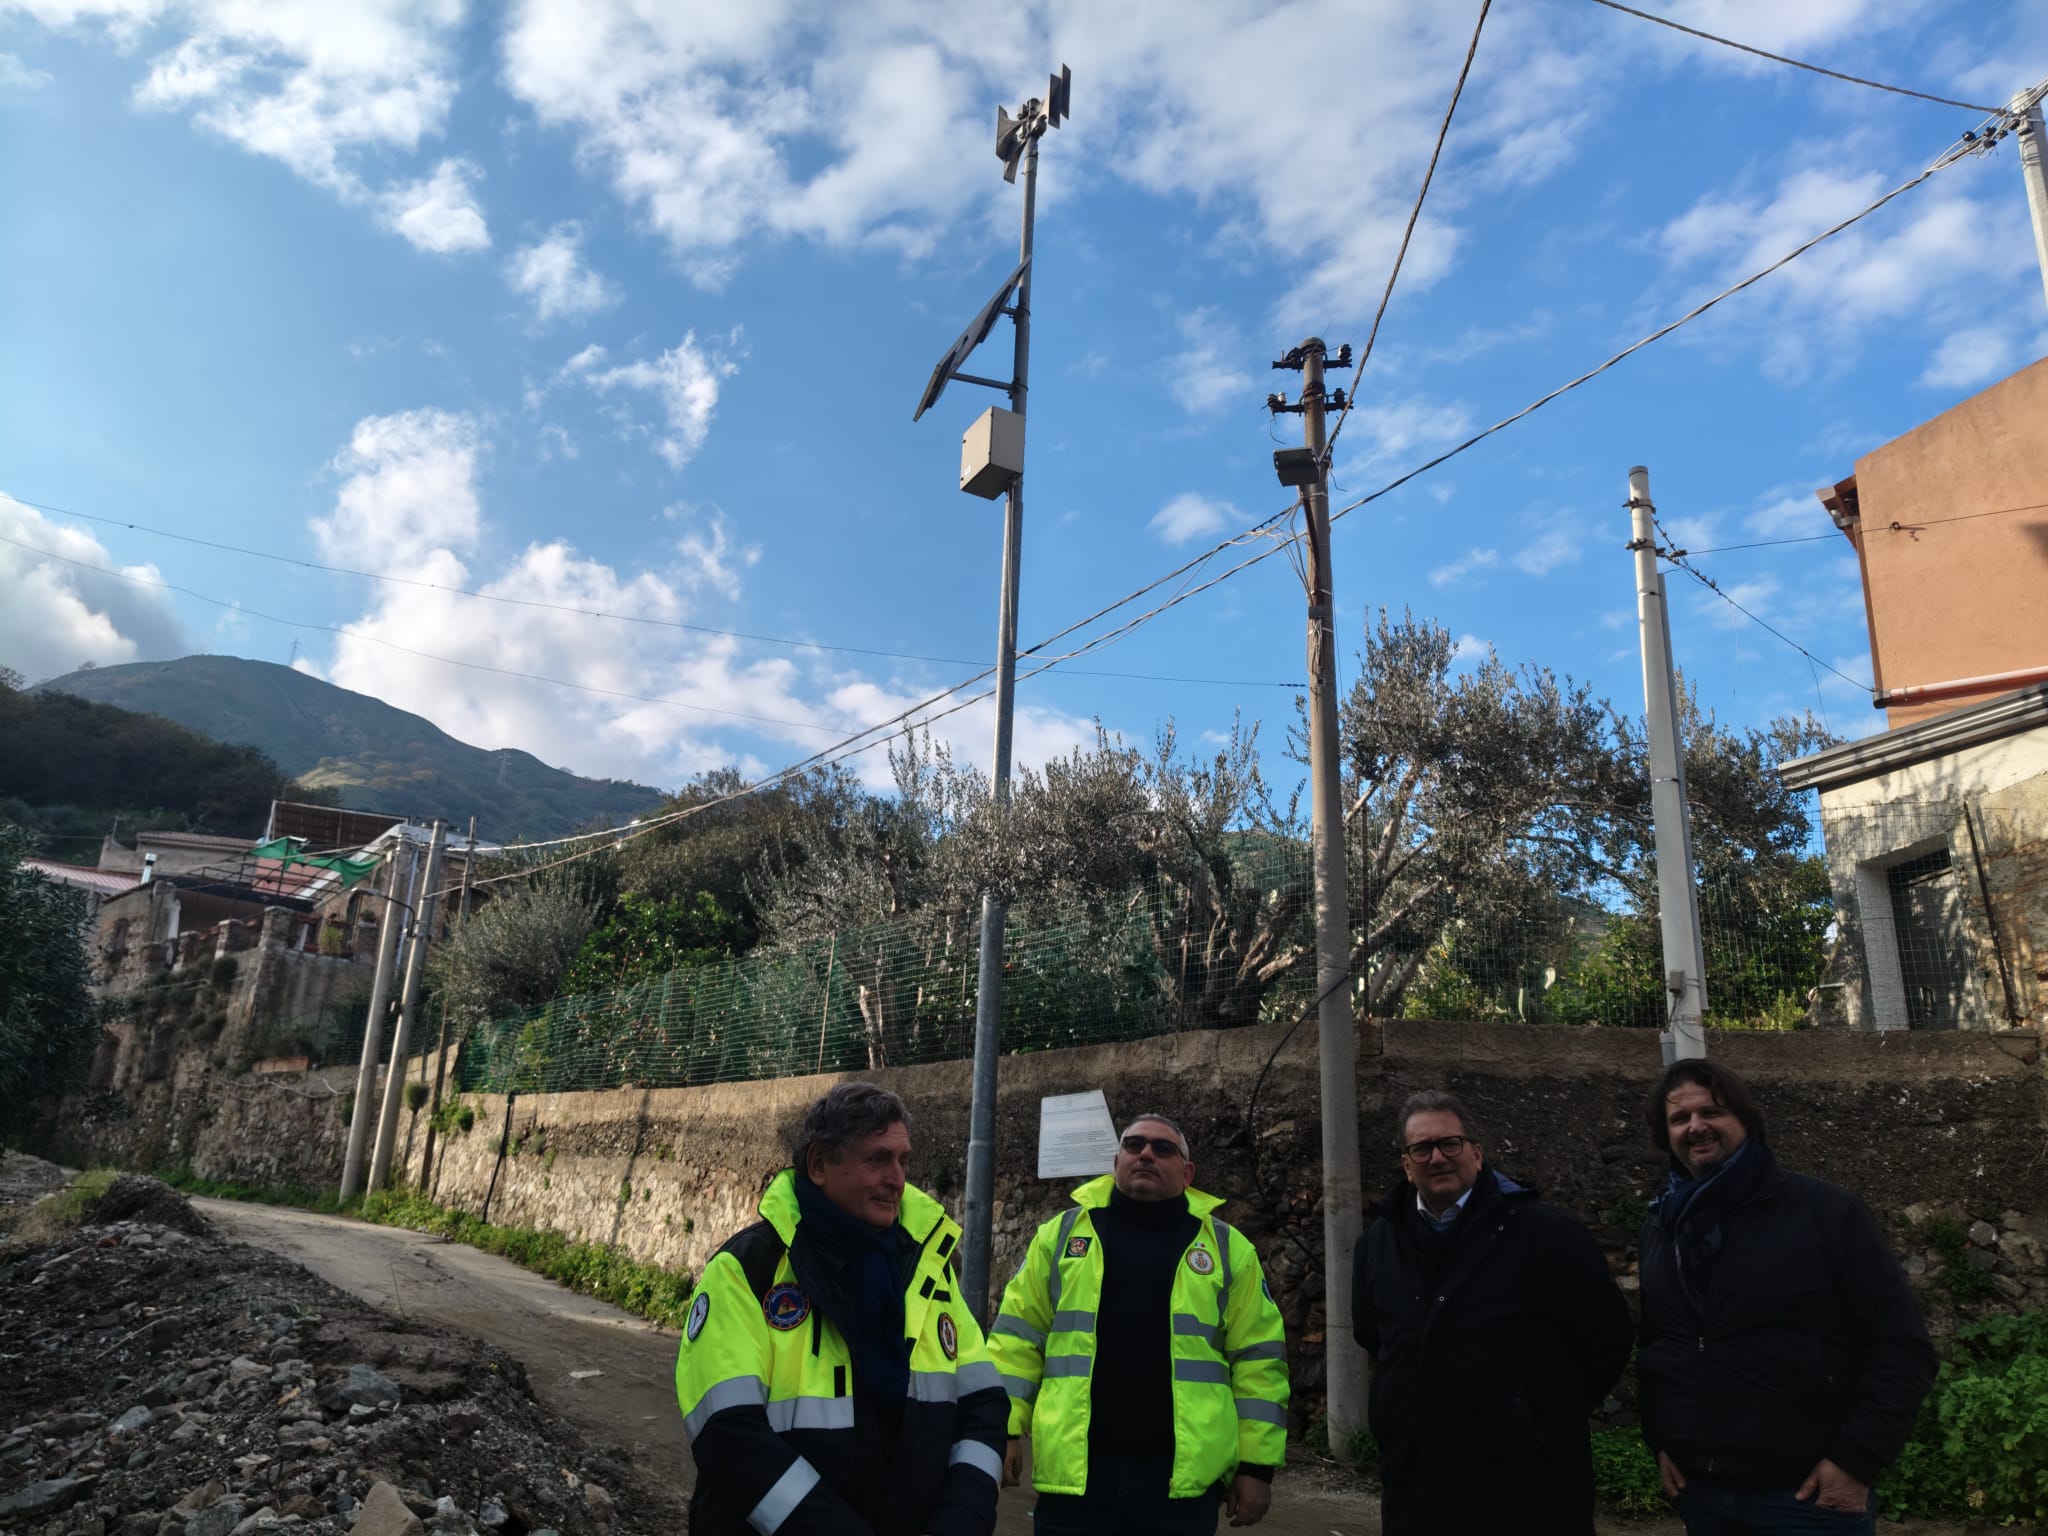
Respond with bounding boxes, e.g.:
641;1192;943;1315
1269;338;1367;1455
1627;468;1708;1062
369;818;447;1190
340;841;414;1201
914;64;1069;1326
2013;88;2048;316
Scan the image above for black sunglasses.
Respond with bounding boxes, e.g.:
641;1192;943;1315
1121;1134;1184;1158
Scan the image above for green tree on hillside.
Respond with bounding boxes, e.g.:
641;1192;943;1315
0;821;101;1134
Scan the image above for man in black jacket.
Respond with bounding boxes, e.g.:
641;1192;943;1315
1636;1060;1936;1536
1353;1090;1632;1535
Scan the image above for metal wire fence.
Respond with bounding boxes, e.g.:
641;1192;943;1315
440;794;2035;1095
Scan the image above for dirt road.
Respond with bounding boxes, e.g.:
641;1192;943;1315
194;1198;1403;1535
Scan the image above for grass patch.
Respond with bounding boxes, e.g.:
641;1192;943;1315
1590;1428;1664;1517
7;1168;122;1245
158;1166;352;1213
358;1188;696;1329
150;1168;697;1331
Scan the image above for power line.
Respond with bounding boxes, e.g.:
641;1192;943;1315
0;491;1290;688
1584;0;2004;115
1652;510;1874;693
1683;498;2048;554
1323;0;1492;467
1323;122;1997;532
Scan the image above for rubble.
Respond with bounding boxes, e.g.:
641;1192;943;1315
0;1178;685;1536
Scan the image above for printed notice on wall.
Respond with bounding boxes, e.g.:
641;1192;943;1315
1037;1089;1119;1178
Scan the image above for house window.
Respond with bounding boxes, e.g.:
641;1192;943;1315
1886;849;1965;1030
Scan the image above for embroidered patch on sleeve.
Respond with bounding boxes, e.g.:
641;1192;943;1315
938;1313;959;1360
686;1292;711;1343
763;1282;811;1331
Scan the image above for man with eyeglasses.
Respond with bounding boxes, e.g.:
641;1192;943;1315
1636;1060;1934;1536
989;1114;1289;1532
1353;1090;1630;1535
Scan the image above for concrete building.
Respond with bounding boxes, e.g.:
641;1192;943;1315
1783;361;2048;1031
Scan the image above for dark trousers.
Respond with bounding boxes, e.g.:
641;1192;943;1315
1034;1452;1218;1536
1675;1478;1877;1536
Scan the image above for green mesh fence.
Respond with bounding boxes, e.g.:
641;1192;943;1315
443;806;1934;1096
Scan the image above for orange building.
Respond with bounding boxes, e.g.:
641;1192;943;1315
1814;357;2048;729
1782;361;2047;1032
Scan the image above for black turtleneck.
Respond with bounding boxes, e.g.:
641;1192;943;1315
1088;1187;1199;1460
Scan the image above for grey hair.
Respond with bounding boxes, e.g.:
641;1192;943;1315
1394;1091;1480;1151
791;1081;910;1168
1122;1112;1191;1158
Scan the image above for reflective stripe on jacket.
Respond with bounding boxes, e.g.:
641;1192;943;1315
675;1171;1008;1536
988;1175;1289;1497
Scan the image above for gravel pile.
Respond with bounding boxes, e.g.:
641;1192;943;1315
0;1180;686;1536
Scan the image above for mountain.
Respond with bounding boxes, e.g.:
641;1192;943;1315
34;656;670;841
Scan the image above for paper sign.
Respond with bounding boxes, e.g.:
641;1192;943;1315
1037;1089;1120;1178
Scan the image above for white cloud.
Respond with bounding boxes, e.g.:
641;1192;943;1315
380;157;489;254
506;222;619;321
1429;547;1497;587
1339;398;1473;475
580;333;741;470
1657;143;2035;381
1450;633;1489;667
0;51;53;90
312;409;483;573
19;1;472;247
1147;492;1236;546
1165;307;1251;416
0;494;186;684
1514;518;1586;578
299;409;1058;791
1920;325;2018;391
493;1;1616;314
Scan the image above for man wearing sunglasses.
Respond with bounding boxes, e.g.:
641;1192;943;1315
989;1114;1289;1532
1354;1091;1631;1535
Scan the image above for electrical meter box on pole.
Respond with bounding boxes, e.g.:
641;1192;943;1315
960;407;1024;498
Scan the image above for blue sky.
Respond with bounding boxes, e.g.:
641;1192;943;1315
4;0;2047;804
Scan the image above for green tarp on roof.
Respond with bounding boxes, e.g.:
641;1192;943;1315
249;837;380;888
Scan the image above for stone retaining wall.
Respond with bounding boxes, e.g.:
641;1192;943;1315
45;1017;2048;1426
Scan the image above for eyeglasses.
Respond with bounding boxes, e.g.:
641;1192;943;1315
1402;1135;1474;1163
1120;1134;1184;1159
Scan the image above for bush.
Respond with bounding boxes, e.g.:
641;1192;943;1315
1886;1310;2048;1525
1590;1428;1664;1517
1921;1218;1995;1304
403;1081;430;1113
208;956;239;989
358;1188;695;1328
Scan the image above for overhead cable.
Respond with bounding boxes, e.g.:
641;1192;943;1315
1325;124;1997;531
1652;511;1874;692
1324;0;1492;466
1585;0;2004;115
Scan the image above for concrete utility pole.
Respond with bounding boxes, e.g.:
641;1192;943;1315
419;816;477;1191
913;65;1068;1326
340;843;413;1201
1627;468;1708;1062
2013;89;2048;317
369;819;446;1190
1270;338;1368;1456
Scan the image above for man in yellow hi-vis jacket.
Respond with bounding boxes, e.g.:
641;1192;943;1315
675;1082;1007;1536
990;1113;1289;1532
